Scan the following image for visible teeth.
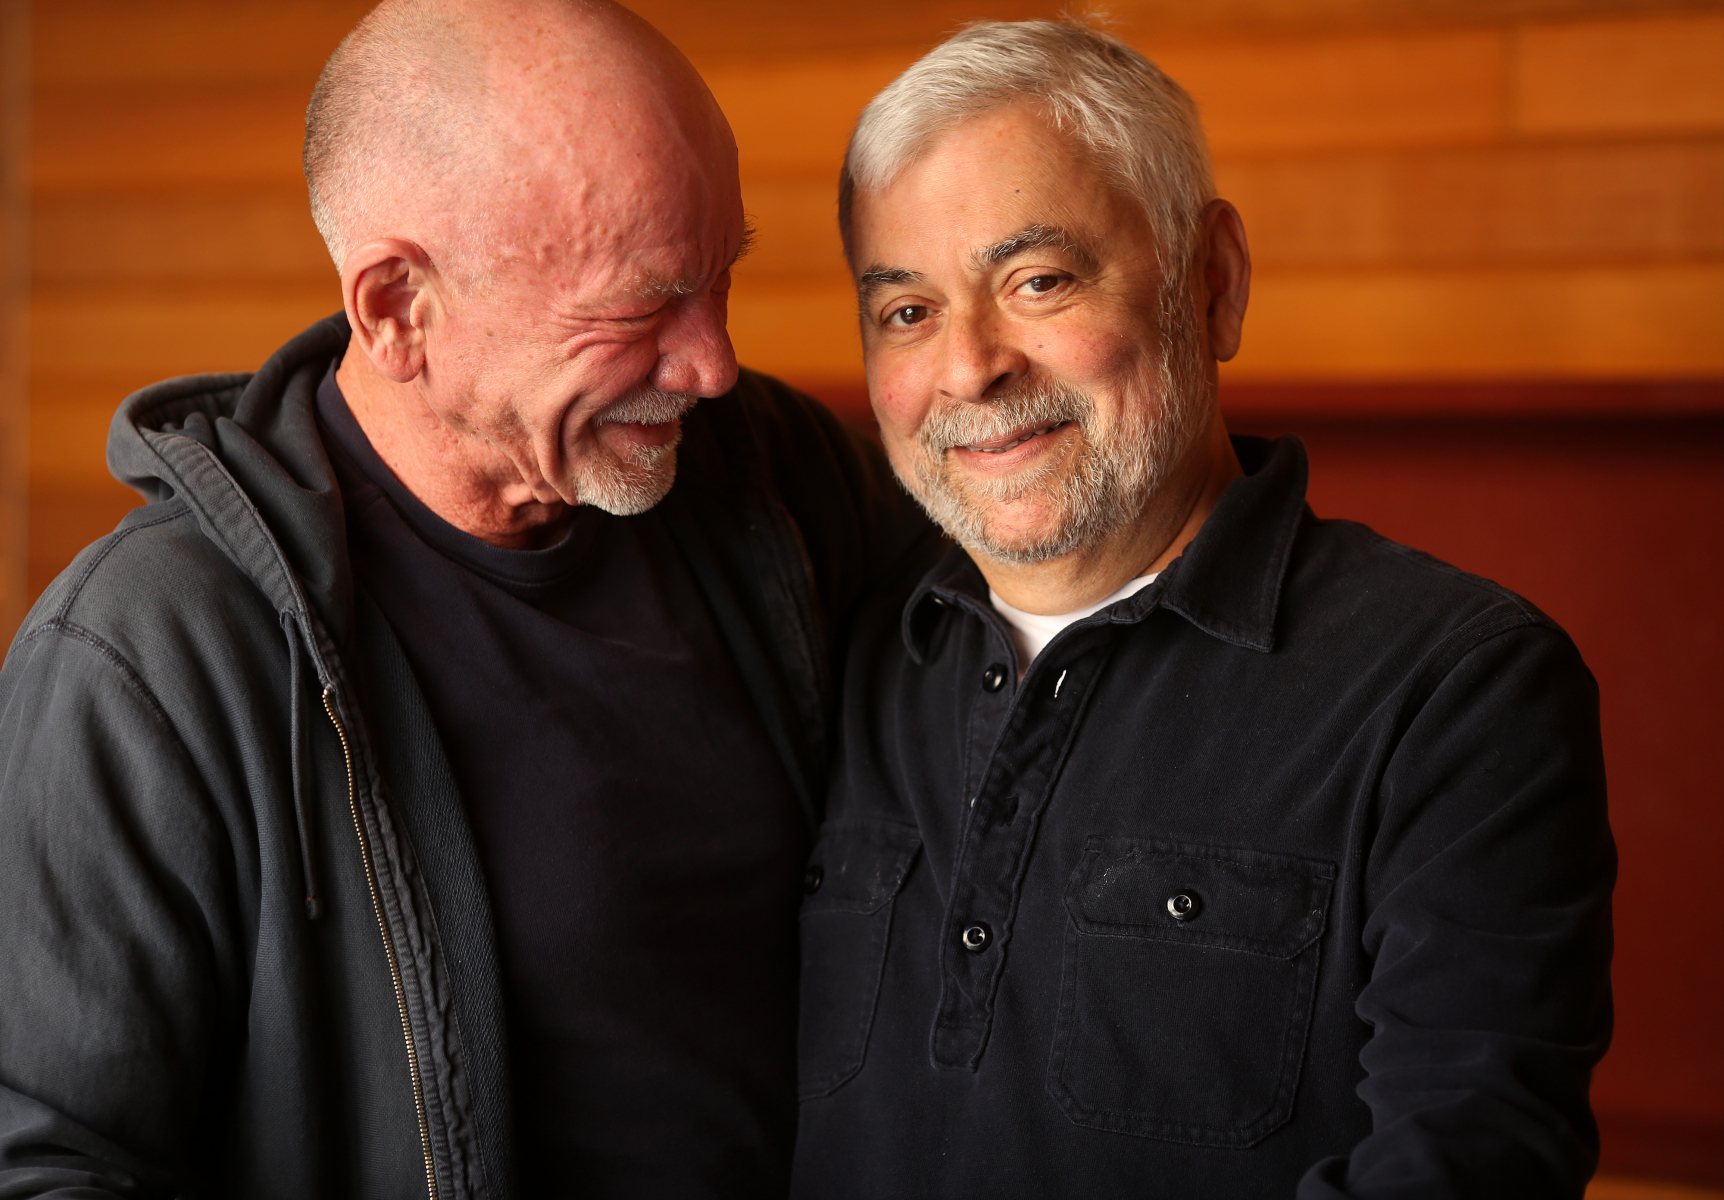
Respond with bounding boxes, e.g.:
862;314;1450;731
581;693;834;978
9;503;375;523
964;423;1059;453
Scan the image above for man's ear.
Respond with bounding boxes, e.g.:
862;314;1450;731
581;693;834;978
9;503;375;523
340;238;439;383
1197;199;1251;364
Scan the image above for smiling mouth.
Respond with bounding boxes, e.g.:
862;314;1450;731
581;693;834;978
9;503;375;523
960;420;1074;454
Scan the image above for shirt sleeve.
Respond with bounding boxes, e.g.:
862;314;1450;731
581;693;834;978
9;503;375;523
0;624;238;1197
1298;616;1615;1200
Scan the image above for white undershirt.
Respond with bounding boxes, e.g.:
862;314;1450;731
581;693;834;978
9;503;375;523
989;572;1161;674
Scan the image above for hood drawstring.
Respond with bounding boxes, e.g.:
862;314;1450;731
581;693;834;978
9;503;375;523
281;611;323;921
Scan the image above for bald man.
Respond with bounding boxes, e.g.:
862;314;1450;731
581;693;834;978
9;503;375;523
0;2;934;1197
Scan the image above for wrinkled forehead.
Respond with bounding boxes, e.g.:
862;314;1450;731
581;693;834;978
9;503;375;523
466;147;741;307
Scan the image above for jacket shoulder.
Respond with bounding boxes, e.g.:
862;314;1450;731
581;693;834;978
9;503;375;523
14;499;278;676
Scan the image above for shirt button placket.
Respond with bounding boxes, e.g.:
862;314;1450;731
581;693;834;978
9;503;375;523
934;642;1105;1072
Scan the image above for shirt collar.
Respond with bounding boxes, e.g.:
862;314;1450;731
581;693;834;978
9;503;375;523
901;435;1309;662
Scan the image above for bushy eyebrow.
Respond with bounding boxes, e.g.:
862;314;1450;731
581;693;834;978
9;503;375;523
856;265;922;305
971;223;1098;273
634;219;759;301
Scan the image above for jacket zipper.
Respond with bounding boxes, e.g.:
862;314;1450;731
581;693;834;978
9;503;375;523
324;686;440;1200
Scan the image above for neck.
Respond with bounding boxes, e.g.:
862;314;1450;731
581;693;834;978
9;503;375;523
334;349;572;550
977;415;1240;615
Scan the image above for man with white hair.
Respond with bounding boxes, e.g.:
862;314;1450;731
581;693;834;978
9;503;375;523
793;19;1613;1198
0;1;932;1196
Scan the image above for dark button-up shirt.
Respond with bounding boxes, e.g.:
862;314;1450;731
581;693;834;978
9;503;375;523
791;436;1613;1199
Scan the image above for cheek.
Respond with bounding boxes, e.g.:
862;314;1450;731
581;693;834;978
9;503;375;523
1035;320;1143;385
866;368;932;450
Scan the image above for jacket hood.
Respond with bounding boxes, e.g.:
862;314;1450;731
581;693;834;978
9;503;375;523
108;313;355;672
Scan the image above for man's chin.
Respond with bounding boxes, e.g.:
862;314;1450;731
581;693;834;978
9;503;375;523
916;482;1086;565
571;446;680;516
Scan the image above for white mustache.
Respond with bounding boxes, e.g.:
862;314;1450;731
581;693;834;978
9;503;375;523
593;387;697;427
917;379;1093;455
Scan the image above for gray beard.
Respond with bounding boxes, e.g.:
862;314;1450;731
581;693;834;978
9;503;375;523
899;292;1210;566
574;386;697;516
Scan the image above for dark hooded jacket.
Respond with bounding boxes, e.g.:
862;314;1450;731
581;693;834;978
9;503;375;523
0;314;937;1199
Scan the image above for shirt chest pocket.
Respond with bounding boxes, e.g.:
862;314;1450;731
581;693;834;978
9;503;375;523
1049;837;1336;1147
798;819;921;1100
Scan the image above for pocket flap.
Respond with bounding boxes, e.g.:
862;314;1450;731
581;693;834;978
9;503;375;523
1065;837;1335;958
803;819;921;916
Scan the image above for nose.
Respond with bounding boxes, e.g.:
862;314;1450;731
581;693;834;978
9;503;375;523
938;302;1028;405
652;290;739;398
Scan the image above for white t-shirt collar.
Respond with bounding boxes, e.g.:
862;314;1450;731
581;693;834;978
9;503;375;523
989;572;1161;674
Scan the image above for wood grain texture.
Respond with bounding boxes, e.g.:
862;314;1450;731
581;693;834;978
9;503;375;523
0;0;28;633
1235;262;1724;377
1517;12;1724;135
32;83;308;191
643;0;1724;63
34;190;333;283
1218;139;1724;268
32;285;340;377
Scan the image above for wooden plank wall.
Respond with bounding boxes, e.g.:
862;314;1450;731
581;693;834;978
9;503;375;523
0;0;26;636
705;5;1724;390
19;0;1724;1186
25;1;1724;579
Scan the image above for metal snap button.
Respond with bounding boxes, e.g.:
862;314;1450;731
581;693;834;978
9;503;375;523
982;663;1008;692
1166;891;1201;921
803;865;824;895
960;922;992;952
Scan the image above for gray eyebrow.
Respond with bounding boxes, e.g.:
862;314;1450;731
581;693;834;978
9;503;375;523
856;265;922;303
971;223;1098;273
636;220;760;301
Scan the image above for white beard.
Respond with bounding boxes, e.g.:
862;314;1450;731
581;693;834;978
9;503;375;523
897;287;1210;565
574;386;697;516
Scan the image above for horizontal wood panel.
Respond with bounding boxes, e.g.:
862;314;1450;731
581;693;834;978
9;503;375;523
34;190;333;284
27;480;145;596
34;0;367;86
29;380;123;487
31;286;340;378
737;175;846;279
1517;12;1724;136
716;28;1517;175
1237;263;1724;376
729;280;863;382
32;136;1722;291
37;0;1724;83
33;14;1724;195
1154;28;1509;153
32;84;308;192
1218;139;1724;268
710;55;908;177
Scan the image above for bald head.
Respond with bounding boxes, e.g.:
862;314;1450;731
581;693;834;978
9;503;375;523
304;0;734;280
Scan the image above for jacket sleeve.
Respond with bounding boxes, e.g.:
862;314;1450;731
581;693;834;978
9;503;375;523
0;623;241;1197
1298;618;1615;1199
